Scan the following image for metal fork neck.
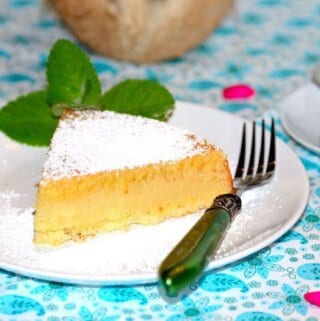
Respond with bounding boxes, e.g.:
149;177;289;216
209;194;242;220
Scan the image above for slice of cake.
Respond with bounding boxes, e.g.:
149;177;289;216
34;109;233;245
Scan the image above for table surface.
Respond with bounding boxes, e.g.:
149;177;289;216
0;0;320;320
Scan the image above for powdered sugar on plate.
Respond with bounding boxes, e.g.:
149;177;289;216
0;187;283;284
0;189;204;280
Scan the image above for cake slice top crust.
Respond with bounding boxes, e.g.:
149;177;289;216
42;109;219;181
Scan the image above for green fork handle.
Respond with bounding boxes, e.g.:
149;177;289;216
158;194;241;297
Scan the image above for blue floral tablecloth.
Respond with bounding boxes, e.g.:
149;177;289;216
0;0;320;320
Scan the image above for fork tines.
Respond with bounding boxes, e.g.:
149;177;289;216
234;118;276;188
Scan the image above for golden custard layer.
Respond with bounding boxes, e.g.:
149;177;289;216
34;110;233;245
35;152;233;245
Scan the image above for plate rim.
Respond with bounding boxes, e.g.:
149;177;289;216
0;101;310;286
280;93;320;154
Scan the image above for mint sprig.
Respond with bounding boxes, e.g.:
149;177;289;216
100;79;174;120
47;39;102;116
0;39;175;147
0;91;58;146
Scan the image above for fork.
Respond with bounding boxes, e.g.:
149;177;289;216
159;118;276;297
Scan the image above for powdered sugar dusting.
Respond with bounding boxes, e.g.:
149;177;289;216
42;110;209;181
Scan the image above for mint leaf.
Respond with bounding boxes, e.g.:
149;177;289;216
100;79;175;120
46;39;101;113
0;90;58;146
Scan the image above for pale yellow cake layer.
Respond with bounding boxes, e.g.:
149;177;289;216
34;150;233;245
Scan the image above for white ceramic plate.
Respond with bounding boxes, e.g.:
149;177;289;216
280;82;320;154
0;101;309;286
